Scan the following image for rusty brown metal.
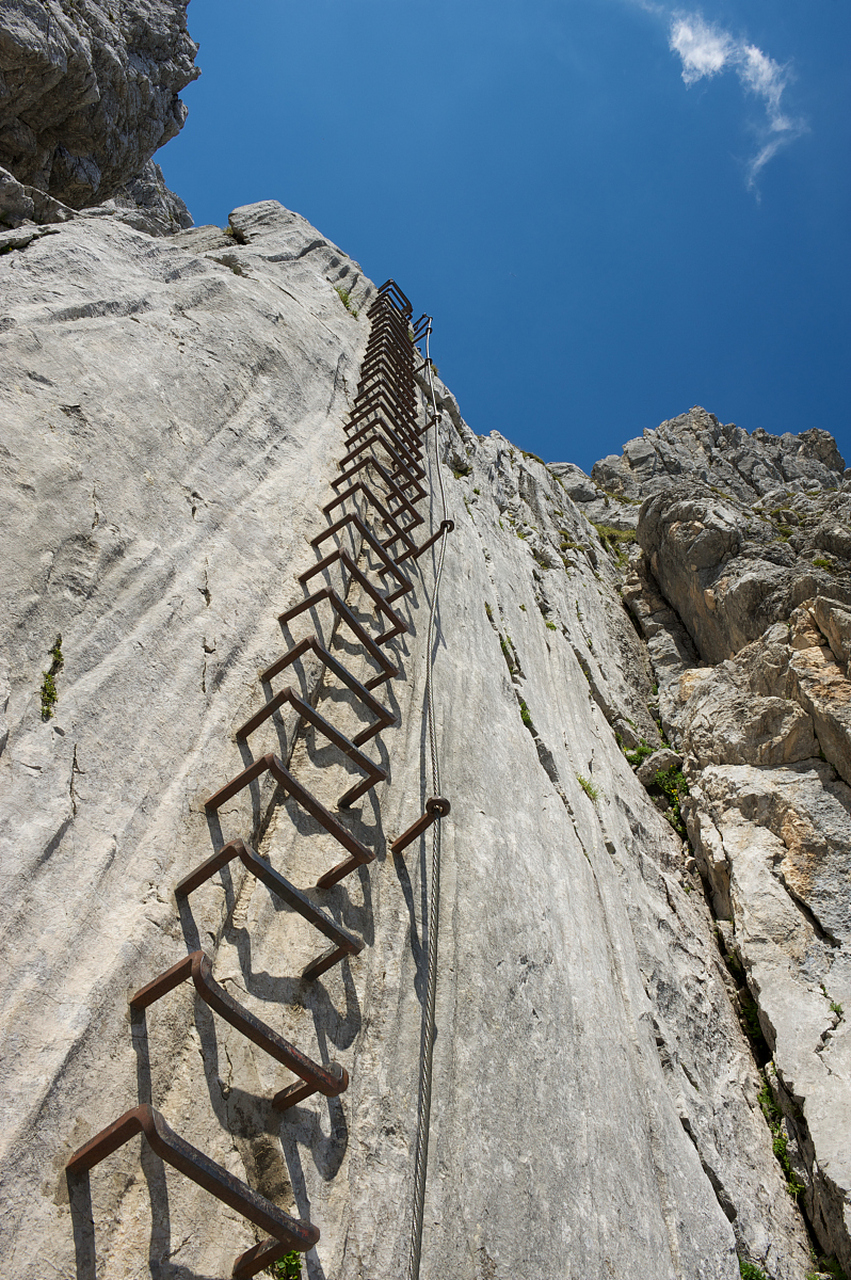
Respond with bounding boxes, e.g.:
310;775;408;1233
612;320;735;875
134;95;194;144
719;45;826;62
346;387;419;435
366;302;414;340
175;839;363;979
66;1103;319;1277
130;950;349;1099
333;450;428;507
310;510;413;600
389;796;451;856
371;278;413;315
339;421;425;482
234;684;385;807
262;633;395;731
360;337;413;374
297;548;409;643
346;401;419;449
320;491;419;561
338;433;424;493
205;753;374;885
358;358;412;388
274;592;398;692
369;289;412;317
343;414;422;470
399;519;455;564
329;455;425;526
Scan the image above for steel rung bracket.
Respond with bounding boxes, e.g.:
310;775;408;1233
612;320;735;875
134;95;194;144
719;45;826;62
319;492;418;562
310;508;413;599
263;633;396;732
398;519;455;565
66;1104;319;1278
297;548;409;642
371;278;413;315
175;839;363;979
339;424;425;484
329;455;425;526
235;684;385;807
344;410;422;467
205;753;374;886
273;593;398;693
130;950;349;1098
177;842;362;977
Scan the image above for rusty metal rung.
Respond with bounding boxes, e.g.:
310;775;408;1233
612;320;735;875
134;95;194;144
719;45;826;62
329;455;425;526
175;839;363;981
205;753;374;885
390;796;451;855
321;488;419;560
339;423;426;483
262;629;394;732
399;519;455;564
65;1104;319;1278
130;950;349;1101
371;278;413;315
297;547;409;642
274;593;398;693
235;684;385;807
347;387;418;433
311;507;414;594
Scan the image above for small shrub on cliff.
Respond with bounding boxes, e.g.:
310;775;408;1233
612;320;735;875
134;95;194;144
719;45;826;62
269;1253;301;1279
739;1261;769;1280
334;285;358;317
623;739;654;768
591;522;636;565
653;766;688;836
576;774;600;803
807;1256;849;1280
757;1073;805;1199
40;634;63;720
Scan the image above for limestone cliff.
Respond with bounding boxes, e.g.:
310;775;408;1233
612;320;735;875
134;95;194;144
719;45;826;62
2;195;850;1280
1;12;849;1275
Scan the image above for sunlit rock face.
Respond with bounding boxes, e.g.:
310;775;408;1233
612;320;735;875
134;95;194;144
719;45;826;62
0;16;848;1266
0;0;198;208
566;418;851;1277
4;197;844;1280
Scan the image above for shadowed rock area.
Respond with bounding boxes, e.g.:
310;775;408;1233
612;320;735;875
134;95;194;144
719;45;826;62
0;0;198;207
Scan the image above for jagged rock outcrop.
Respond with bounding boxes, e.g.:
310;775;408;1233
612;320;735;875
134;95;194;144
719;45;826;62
578;416;851;1276
2;199;835;1280
0;0;198;209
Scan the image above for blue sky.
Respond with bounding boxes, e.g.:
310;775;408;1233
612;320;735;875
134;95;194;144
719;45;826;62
161;0;850;475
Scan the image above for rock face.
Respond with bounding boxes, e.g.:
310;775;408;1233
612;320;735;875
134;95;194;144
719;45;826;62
4;197;849;1280
584;417;851;1276
0;0;198;209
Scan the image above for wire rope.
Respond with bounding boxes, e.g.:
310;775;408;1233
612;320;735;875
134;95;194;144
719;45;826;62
405;320;451;1280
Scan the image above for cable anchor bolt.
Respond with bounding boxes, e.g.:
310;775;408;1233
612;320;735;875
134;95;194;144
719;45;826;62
390;796;451;855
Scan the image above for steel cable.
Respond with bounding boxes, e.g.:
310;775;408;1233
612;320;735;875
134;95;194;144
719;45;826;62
406;321;450;1280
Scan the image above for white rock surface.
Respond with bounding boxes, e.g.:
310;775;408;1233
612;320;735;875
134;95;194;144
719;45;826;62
0;201;821;1280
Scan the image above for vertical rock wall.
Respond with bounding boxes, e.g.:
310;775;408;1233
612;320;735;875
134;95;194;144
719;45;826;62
0;205;837;1280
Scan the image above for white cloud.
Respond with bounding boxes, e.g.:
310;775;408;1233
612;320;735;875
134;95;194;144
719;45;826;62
669;16;732;84
666;9;805;189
